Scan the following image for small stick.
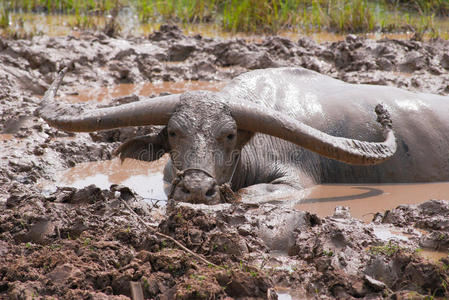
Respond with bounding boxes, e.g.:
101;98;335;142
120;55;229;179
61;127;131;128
120;198;220;269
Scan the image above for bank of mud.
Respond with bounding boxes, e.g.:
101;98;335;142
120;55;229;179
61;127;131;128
0;26;448;299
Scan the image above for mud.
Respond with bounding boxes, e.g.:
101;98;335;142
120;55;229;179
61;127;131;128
1;25;449;299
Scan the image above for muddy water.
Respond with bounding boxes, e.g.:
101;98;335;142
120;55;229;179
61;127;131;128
297;182;449;223
66;81;227;103
56;156;169;201
372;226;448;262
0;134;13;141
418;249;448;262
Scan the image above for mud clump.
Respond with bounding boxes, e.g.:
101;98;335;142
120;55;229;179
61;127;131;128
1;25;449;299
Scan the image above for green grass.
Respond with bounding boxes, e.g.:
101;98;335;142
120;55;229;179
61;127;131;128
0;5;9;28
386;0;449;17
369;241;403;256
1;0;448;38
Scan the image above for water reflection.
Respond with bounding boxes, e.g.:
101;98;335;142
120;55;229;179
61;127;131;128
372;226;448;262
301;186;383;203
275;287;307;300
57;156;169;201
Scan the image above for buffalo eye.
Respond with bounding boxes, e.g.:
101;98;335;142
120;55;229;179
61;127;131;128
227;133;235;140
169;131;176;138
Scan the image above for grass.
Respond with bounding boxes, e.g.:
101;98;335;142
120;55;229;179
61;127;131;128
0;5;9;28
369;241;403;256
0;0;448;38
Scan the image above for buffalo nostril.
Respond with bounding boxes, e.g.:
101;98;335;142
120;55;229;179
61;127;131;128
181;186;190;194
205;187;216;197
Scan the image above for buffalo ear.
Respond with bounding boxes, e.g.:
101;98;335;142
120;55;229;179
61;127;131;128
113;128;169;162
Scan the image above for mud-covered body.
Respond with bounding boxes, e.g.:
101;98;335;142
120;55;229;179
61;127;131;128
218;68;449;187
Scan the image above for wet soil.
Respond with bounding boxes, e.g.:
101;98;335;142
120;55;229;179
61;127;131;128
1;25;449;299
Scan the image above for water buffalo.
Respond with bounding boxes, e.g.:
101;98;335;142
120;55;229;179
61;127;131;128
39;67;449;205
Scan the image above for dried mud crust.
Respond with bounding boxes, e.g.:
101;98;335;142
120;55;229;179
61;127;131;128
0;25;449;299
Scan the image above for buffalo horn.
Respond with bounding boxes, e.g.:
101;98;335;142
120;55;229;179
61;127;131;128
38;68;180;132
229;101;396;165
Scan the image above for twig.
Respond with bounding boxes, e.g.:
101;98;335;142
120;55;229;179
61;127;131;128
119;198;221;269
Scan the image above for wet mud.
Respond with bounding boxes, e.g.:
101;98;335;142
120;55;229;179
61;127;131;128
1;25;449;299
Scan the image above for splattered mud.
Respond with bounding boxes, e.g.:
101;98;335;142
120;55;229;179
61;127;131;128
1;25;449;299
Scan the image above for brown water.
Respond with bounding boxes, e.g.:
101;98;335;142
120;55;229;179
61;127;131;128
297;183;449;223
66;81;227;103
57;156;169;201
0;134;13;141
418;249;448;262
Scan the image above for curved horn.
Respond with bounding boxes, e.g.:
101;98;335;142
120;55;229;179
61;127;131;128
38;68;180;132
230;102;396;166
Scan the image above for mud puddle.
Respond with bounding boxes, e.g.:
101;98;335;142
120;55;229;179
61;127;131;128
418;249;448;262
0;134;13;141
66;81;227;103
297;182;449;222
371;225;448;262
46;156;169;201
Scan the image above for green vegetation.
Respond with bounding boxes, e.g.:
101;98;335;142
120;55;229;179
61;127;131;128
387;0;449;16
1;0;448;38
369;241;403;256
49;243;61;250
190;273;206;281
0;4;9;28
82;237;91;246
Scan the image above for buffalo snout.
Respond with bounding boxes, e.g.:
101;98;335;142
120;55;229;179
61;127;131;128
172;171;221;204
